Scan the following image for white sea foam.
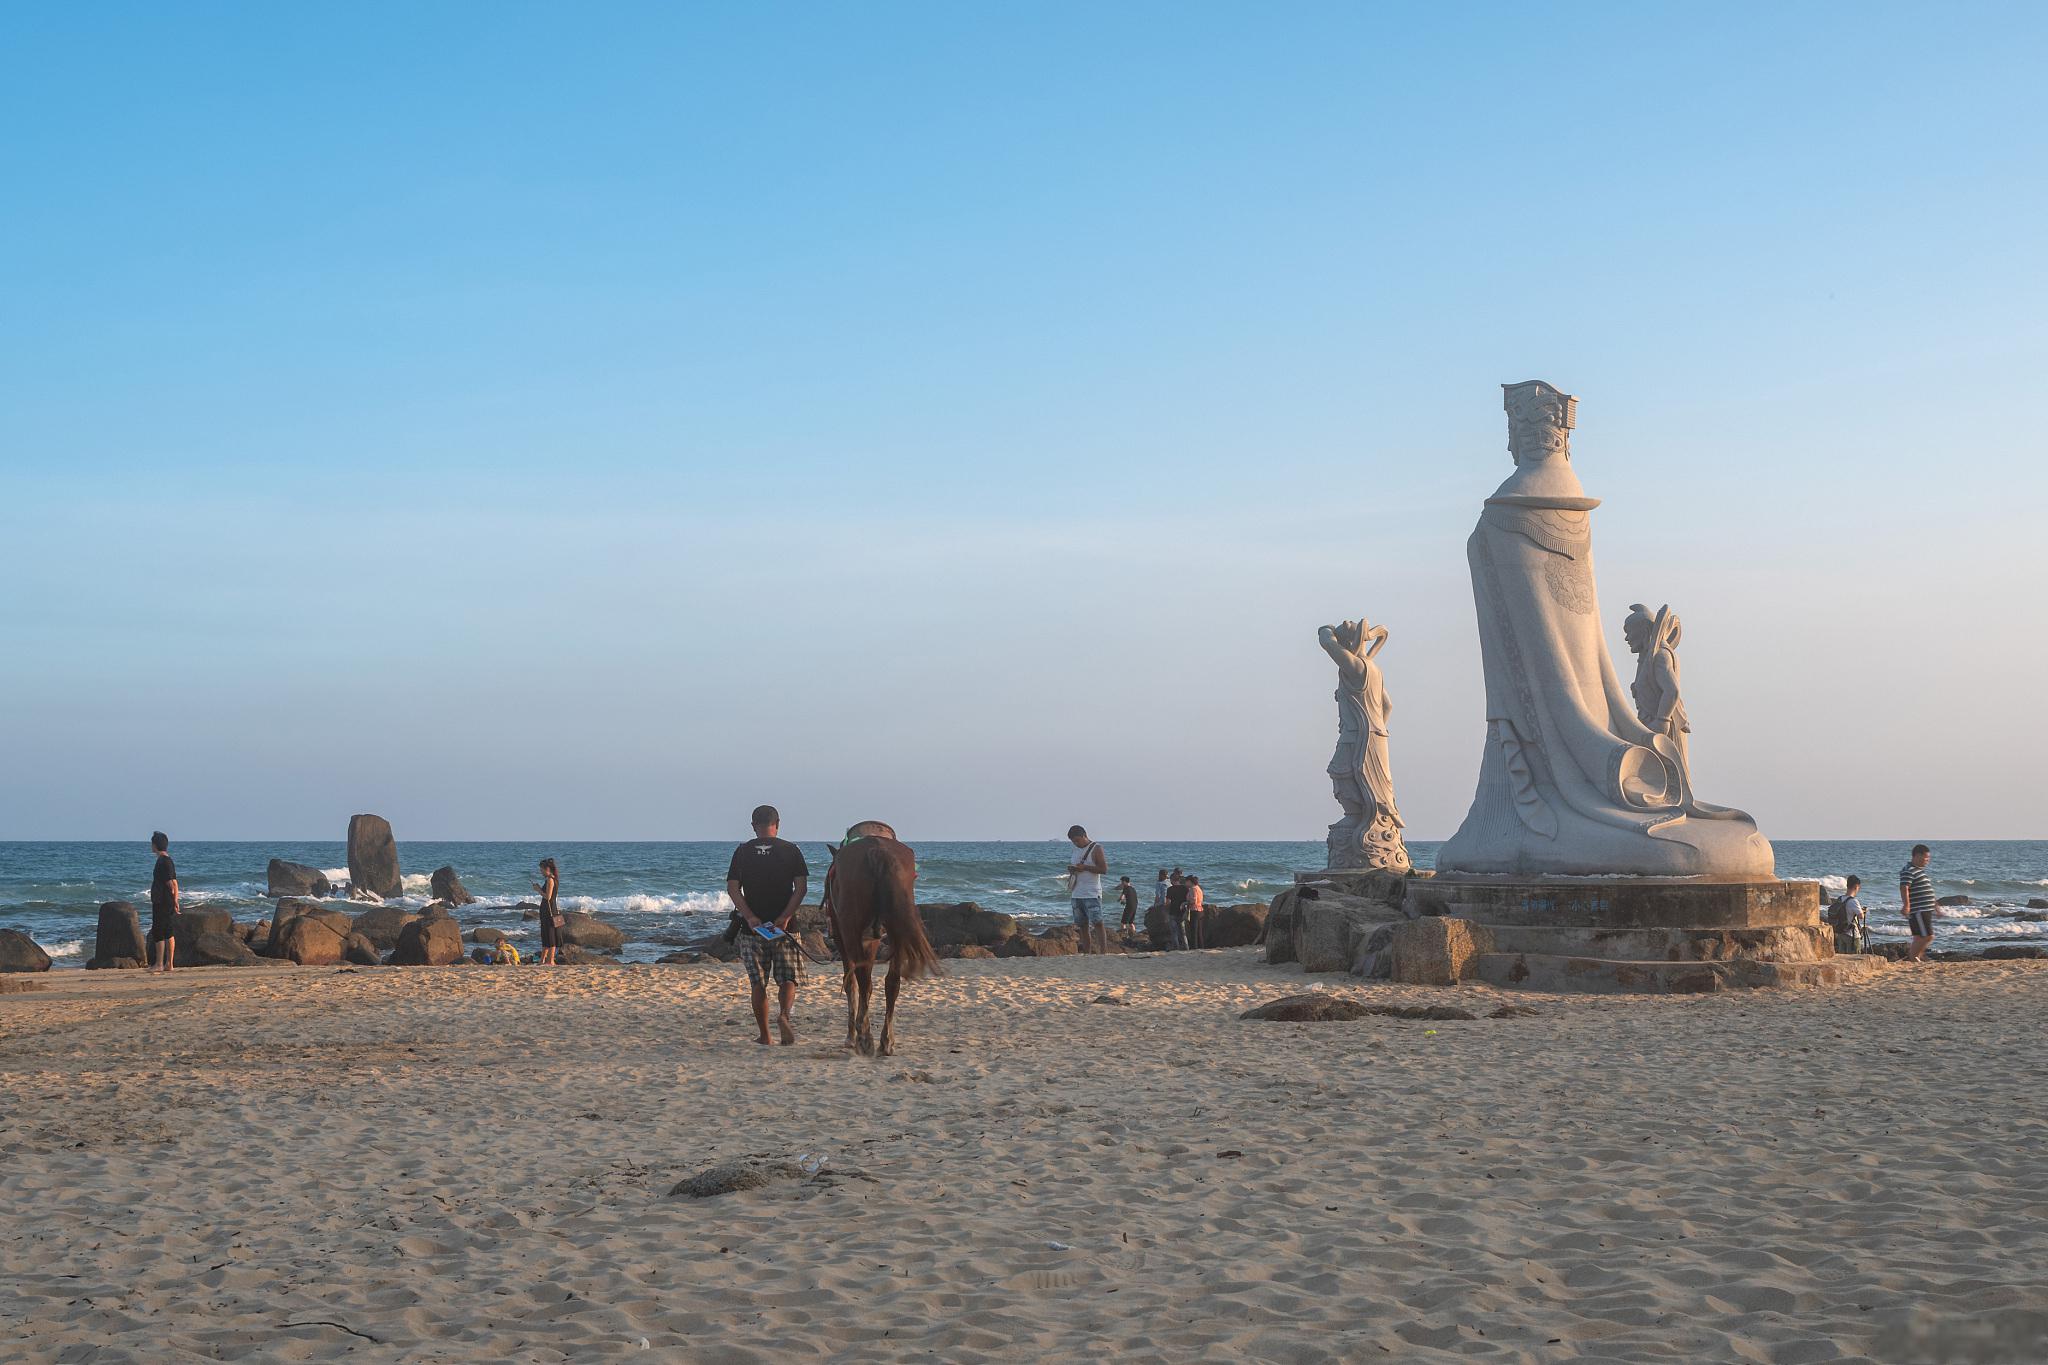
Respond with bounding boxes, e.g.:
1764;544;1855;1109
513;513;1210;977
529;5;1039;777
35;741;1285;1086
401;873;434;895
44;939;85;959
560;891;730;917
320;868;349;882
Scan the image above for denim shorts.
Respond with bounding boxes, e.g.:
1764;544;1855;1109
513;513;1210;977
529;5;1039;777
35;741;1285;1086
1071;897;1103;928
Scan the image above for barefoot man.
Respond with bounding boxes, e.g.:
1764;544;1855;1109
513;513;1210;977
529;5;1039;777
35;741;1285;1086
727;805;808;1045
148;831;179;973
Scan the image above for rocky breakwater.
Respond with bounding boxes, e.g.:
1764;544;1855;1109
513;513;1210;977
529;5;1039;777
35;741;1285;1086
429;866;475;907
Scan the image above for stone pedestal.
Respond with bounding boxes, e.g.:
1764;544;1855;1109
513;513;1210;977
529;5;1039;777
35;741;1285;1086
1408;875;1885;993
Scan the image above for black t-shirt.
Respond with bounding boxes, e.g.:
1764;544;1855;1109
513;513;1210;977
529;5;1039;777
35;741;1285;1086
150;854;178;914
1119;883;1138;913
727;838;808;924
1166;882;1188;913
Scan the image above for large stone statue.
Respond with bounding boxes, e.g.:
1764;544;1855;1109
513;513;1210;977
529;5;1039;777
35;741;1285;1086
1624;603;1689;776
1318;619;1411;873
1435;381;1773;878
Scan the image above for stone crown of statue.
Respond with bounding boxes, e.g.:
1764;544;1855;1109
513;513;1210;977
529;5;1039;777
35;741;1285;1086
1490;379;1596;510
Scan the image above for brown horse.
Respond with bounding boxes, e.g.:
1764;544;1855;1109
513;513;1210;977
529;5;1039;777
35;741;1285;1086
822;821;939;1057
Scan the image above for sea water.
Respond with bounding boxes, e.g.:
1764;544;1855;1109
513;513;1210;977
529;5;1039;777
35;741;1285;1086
2;839;2043;966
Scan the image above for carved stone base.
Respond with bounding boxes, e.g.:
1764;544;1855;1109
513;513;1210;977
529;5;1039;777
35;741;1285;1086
1406;875;1884;994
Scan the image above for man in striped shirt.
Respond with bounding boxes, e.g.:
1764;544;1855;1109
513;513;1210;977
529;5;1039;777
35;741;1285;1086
1898;843;1937;962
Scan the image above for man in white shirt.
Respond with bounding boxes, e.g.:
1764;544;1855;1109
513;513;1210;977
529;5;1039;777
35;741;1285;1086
1065;824;1109;955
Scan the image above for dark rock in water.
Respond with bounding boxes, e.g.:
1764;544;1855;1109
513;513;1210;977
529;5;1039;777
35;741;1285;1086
176;931;263;967
276;916;347;966
1240;993;1376;1022
469;926;510;946
1201;903;1270;949
918;902;1018;949
1936;894;1972;906
173;908;235;940
266;859;331;899
92;902;148;968
342;933;382;966
346;813;403;899
558;912;625;953
1979;944;2048;960
685;934;742;962
429;866;475;906
390;915;463;966
0;928;54;973
2028;898;2048;910
350;906;418;953
668;1159;807;1199
656;950;708;964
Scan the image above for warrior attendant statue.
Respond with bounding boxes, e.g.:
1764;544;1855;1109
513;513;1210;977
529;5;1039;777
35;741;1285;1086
1624;603;1690;779
1318;618;1411;873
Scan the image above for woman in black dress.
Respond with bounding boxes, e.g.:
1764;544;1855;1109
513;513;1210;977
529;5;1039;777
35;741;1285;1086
534;857;562;965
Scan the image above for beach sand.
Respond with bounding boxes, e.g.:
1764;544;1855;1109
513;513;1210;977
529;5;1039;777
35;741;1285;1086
2;952;2043;1363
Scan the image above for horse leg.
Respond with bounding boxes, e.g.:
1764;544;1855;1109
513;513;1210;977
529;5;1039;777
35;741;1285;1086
854;959;876;1057
840;956;860;1050
877;954;903;1058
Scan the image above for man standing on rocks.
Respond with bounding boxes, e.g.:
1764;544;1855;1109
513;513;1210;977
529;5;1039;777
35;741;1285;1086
1116;876;1140;936
1899;844;1937;962
727;805;808;1045
148;831;179;973
1065;825;1109;954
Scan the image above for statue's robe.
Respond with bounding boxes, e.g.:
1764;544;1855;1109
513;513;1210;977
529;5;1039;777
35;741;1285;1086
1437;464;1772;878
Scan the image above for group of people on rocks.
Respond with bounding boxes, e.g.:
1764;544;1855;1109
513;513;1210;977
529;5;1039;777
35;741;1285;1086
1061;826;1210;952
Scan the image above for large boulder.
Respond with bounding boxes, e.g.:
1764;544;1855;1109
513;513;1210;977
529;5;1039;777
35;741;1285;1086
1202;903;1269;949
1264;895;1298;964
341;933;382;966
558;912;625;954
266;859;332;898
350;906;418;953
468;926;510;946
1297;900;1399;974
1143;903;1173;951
173;907;235;940
918;903;1019;949
346;814;402;899
429;866;475;906
1389;917;1492;986
390;915;464;966
91;901;149;968
176;931;263;968
0;928;53;973
275;915;347;965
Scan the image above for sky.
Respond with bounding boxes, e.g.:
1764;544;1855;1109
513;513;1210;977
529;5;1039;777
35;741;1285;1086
2;1;2044;843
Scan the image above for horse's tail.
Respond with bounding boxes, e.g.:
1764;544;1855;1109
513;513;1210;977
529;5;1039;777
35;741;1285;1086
865;839;941;981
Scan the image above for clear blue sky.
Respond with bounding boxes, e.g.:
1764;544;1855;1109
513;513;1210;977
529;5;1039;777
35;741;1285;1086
3;1;2043;841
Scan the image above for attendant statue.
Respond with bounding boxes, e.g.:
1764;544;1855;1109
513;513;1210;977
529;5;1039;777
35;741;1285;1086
1624;603;1689;776
1318;619;1411;873
1435;381;1772;877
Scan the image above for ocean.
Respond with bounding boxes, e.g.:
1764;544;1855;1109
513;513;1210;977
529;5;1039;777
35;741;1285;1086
3;839;2044;967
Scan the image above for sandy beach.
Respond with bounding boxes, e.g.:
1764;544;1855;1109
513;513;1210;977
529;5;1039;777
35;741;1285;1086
2;952;2044;1363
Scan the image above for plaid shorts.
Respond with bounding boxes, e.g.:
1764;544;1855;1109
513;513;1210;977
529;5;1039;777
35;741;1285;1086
739;932;804;990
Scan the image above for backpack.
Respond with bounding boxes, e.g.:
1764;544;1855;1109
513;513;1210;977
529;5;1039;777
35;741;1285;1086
1826;896;1851;931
